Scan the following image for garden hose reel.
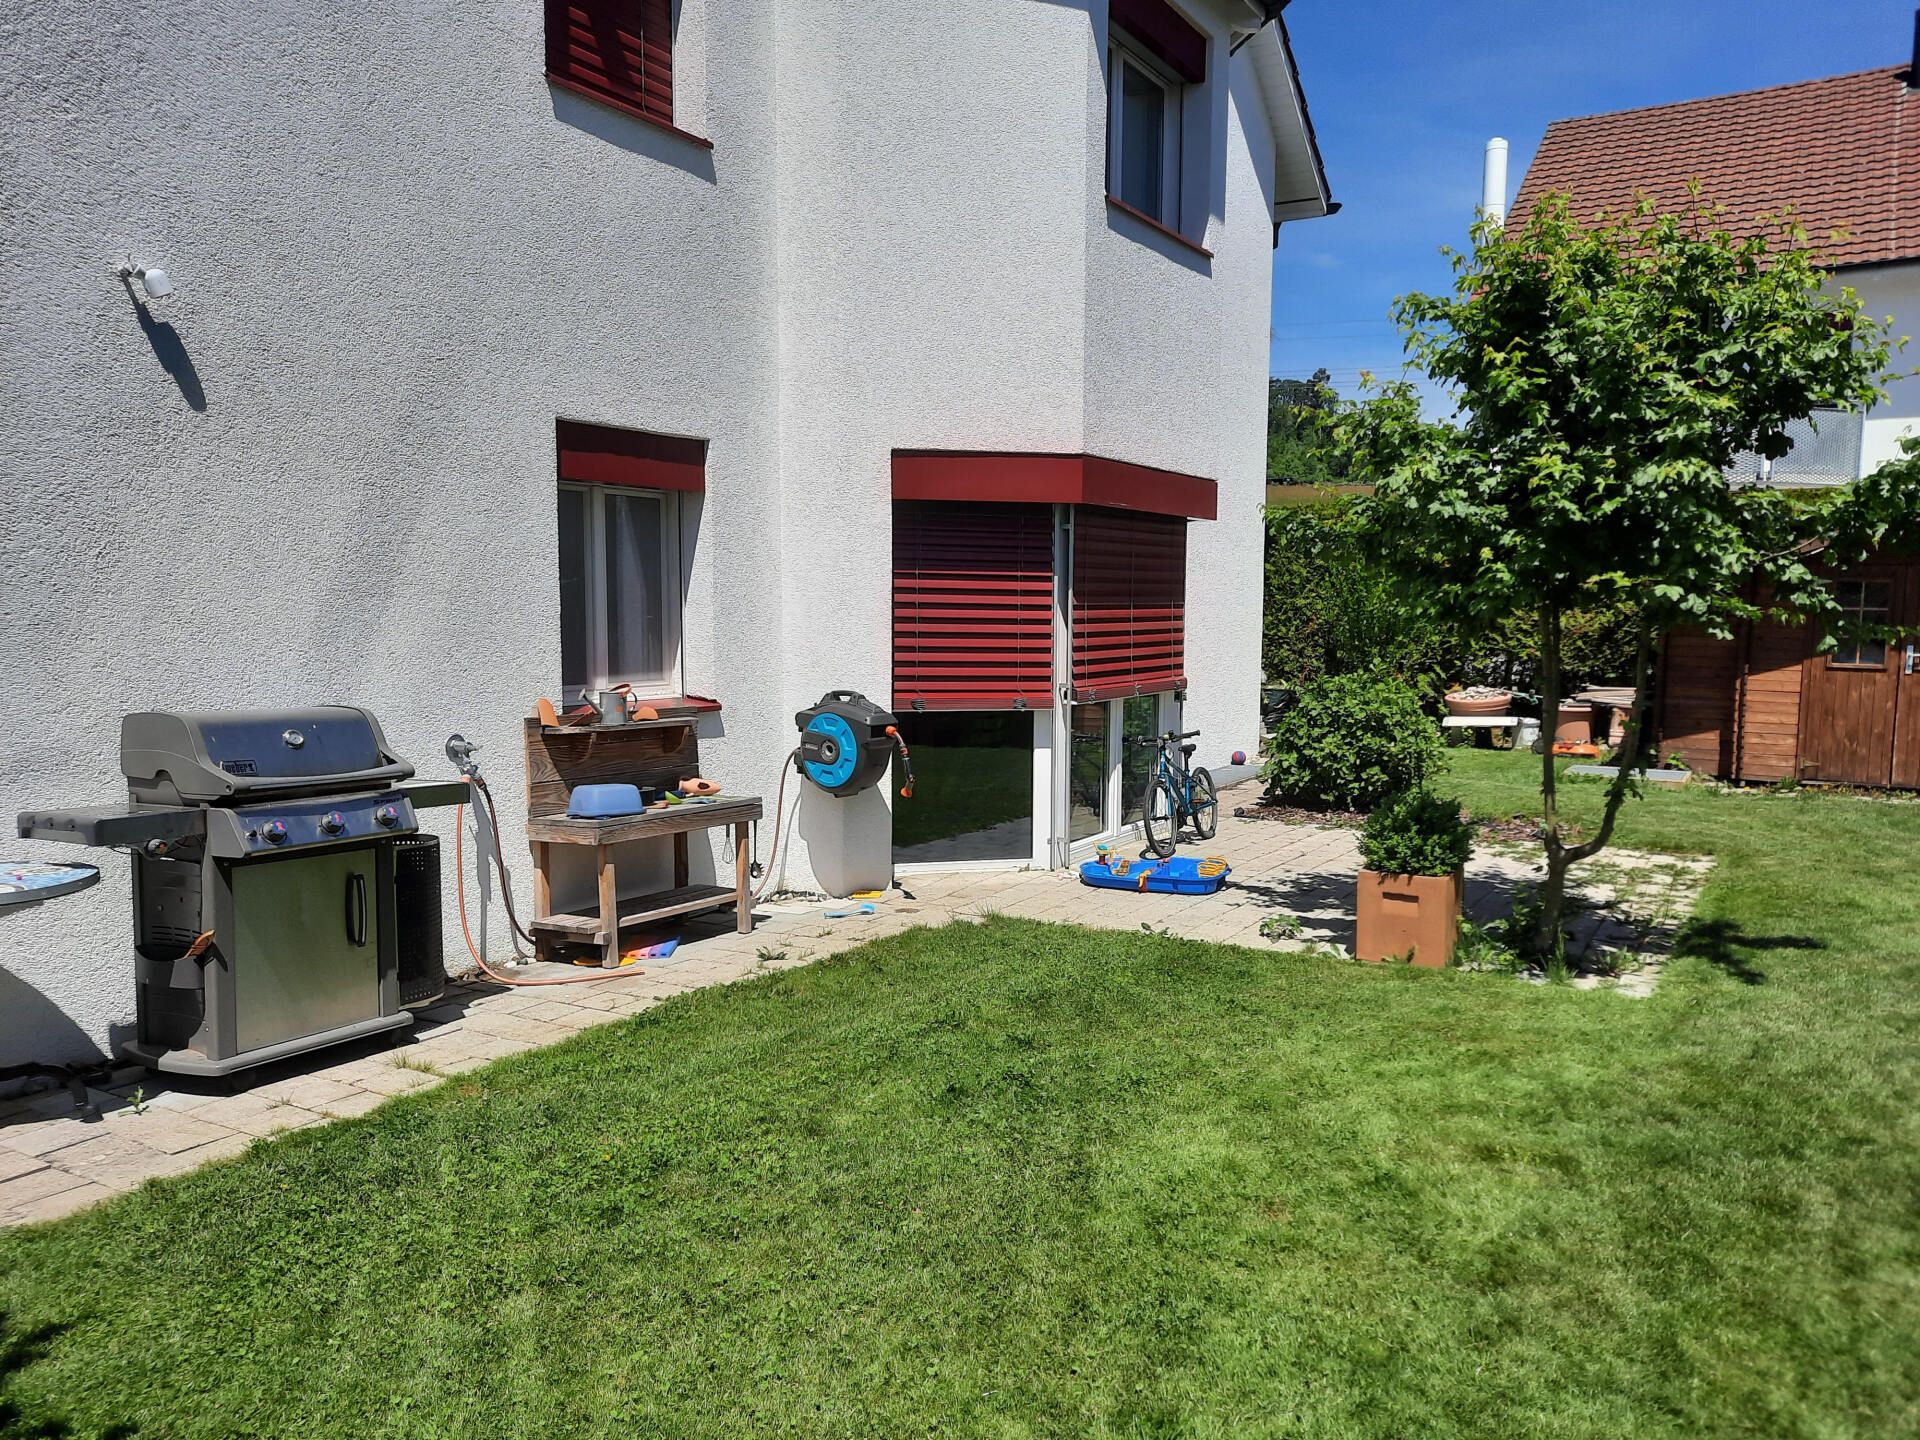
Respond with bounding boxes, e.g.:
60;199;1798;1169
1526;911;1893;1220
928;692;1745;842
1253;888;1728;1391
794;691;910;798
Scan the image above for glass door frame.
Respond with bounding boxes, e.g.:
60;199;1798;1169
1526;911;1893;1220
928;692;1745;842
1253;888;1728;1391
1063;692;1175;863
1046;506;1181;865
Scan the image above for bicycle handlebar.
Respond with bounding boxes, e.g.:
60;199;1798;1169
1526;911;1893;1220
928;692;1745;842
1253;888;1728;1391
1130;730;1201;747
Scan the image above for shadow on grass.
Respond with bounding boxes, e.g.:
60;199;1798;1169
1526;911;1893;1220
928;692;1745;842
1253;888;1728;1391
1;1308;141;1439
1673;918;1824;985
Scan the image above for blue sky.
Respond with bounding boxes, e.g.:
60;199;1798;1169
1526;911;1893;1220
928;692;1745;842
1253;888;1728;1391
1270;0;1914;396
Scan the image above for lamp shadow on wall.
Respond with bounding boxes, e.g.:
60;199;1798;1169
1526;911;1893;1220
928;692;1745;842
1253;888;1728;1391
120;279;207;412
549;87;718;184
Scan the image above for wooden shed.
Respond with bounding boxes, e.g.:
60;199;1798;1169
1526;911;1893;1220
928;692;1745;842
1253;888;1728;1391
1656;558;1920;788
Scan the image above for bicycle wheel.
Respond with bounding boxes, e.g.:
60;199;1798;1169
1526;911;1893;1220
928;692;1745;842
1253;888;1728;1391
1188;767;1218;840
1142;777;1178;858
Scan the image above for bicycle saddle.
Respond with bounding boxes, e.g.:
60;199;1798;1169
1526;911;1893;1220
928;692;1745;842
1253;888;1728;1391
1180;743;1197;757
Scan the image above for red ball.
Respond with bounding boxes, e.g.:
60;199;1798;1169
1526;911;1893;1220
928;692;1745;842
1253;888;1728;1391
1231;749;1247;766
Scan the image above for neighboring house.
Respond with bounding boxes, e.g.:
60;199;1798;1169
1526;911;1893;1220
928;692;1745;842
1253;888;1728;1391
1514;41;1920;789
0;3;1334;1064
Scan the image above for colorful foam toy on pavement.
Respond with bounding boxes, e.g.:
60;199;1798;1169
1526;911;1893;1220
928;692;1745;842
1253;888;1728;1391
1231;749;1247;766
1078;854;1232;895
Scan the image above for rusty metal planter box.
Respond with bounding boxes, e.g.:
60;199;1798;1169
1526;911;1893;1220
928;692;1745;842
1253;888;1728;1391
1355;868;1463;968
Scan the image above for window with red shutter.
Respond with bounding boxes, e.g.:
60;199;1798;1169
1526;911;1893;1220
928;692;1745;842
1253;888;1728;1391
893;502;1056;713
545;0;674;130
1070;507;1187;702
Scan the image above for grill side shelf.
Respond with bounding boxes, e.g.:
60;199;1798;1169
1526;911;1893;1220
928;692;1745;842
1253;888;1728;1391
395;780;470;811
16;805;205;849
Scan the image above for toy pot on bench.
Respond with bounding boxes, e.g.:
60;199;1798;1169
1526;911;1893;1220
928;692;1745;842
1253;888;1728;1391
1355;868;1463;968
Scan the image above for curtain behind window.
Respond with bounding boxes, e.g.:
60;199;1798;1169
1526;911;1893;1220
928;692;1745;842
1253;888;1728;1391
605;490;668;682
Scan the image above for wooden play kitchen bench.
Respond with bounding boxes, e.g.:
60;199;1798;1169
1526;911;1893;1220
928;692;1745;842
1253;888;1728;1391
521;711;762;968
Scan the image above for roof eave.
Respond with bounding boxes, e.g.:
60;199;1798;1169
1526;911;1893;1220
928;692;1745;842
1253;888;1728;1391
1241;18;1336;227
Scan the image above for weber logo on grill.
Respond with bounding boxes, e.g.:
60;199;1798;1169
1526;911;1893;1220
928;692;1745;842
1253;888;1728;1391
221;759;258;776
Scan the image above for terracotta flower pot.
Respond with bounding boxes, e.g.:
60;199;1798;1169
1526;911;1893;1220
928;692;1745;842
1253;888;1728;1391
1445;691;1512;717
1355;868;1463;968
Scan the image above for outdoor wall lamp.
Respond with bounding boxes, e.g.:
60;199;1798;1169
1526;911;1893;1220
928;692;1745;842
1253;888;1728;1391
117;262;175;300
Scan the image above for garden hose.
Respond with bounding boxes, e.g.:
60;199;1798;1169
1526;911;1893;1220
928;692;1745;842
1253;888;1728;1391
750;748;803;904
885;725;915;799
452;778;654;988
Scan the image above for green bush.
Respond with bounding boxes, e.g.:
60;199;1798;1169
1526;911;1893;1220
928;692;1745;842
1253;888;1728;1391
1263;500;1464;693
1262;498;1641;694
1260;672;1443;810
1358;789;1474;876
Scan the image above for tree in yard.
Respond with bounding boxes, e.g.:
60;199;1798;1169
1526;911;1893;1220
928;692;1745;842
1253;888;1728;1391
1338;195;1920;957
1267;367;1345;486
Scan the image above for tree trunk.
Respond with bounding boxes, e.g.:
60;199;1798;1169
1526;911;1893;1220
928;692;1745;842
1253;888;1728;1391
1531;606;1568;958
1530;618;1660;961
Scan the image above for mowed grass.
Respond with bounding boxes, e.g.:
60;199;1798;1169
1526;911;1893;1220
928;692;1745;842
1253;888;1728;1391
2;752;1918;1438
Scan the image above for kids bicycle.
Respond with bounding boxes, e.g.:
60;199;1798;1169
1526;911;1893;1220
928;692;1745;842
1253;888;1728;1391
1131;729;1218;859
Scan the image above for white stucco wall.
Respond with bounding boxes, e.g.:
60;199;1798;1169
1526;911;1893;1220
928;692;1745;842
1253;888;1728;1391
0;0;1313;1065
771;0;1095;895
1848;261;1920;474
1081;4;1279;777
0;0;785;1065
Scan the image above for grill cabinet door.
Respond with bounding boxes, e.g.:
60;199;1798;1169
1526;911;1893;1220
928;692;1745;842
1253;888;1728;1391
230;848;381;1053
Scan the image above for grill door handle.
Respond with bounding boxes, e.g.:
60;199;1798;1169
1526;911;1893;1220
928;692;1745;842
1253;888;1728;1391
346;871;369;947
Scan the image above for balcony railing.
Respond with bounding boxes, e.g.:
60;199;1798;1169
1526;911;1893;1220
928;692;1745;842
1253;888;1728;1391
1729;408;1864;489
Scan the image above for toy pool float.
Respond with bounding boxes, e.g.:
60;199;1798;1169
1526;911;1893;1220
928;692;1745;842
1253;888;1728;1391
1078;854;1231;895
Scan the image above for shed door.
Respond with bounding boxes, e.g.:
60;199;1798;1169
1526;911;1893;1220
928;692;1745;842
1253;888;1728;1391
1797;571;1902;786
1893;568;1920;790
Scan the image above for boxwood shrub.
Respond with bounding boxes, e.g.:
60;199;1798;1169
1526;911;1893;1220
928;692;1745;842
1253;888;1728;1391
1359;789;1474;877
1260;671;1442;811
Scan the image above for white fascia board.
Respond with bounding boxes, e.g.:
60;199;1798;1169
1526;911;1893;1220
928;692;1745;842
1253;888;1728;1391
1242;23;1333;221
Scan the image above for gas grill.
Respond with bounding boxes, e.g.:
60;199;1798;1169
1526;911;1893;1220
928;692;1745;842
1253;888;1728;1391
18;707;461;1077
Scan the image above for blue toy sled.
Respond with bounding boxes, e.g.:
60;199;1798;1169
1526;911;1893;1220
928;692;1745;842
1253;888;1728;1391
1078;854;1231;895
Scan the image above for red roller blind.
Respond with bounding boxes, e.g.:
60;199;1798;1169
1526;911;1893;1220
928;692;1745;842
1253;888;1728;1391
556;419;705;492
545;0;673;127
894;502;1055;712
1071;507;1187;702
1110;0;1206;84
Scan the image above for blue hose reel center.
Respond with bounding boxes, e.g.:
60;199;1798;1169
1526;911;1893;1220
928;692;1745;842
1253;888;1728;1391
794;691;899;798
800;710;860;790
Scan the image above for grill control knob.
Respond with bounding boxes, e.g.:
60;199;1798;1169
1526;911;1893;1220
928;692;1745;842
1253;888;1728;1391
262;821;289;846
319;811;346;835
374;804;400;828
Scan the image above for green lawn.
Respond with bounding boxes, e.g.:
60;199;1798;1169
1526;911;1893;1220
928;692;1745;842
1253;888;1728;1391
3;752;1918;1438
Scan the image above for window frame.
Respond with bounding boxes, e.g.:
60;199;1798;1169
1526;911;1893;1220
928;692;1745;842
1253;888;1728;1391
558;481;684;699
1106;33;1184;229
1826;578;1893;670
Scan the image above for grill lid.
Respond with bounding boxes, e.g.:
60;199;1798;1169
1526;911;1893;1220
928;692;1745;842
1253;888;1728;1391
122;707;415;804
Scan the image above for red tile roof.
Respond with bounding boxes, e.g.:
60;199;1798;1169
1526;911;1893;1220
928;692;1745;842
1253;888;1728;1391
1514;66;1920;268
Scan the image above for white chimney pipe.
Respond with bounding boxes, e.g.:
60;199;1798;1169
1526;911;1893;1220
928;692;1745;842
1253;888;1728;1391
1482;136;1509;227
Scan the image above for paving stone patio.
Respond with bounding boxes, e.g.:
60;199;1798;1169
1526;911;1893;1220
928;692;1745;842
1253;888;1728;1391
0;782;1707;1227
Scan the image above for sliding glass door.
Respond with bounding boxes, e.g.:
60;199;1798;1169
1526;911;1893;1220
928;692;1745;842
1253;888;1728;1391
1069;703;1111;843
1063;693;1172;853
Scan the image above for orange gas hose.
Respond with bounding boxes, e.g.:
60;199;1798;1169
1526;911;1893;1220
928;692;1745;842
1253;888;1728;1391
453;789;652;987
